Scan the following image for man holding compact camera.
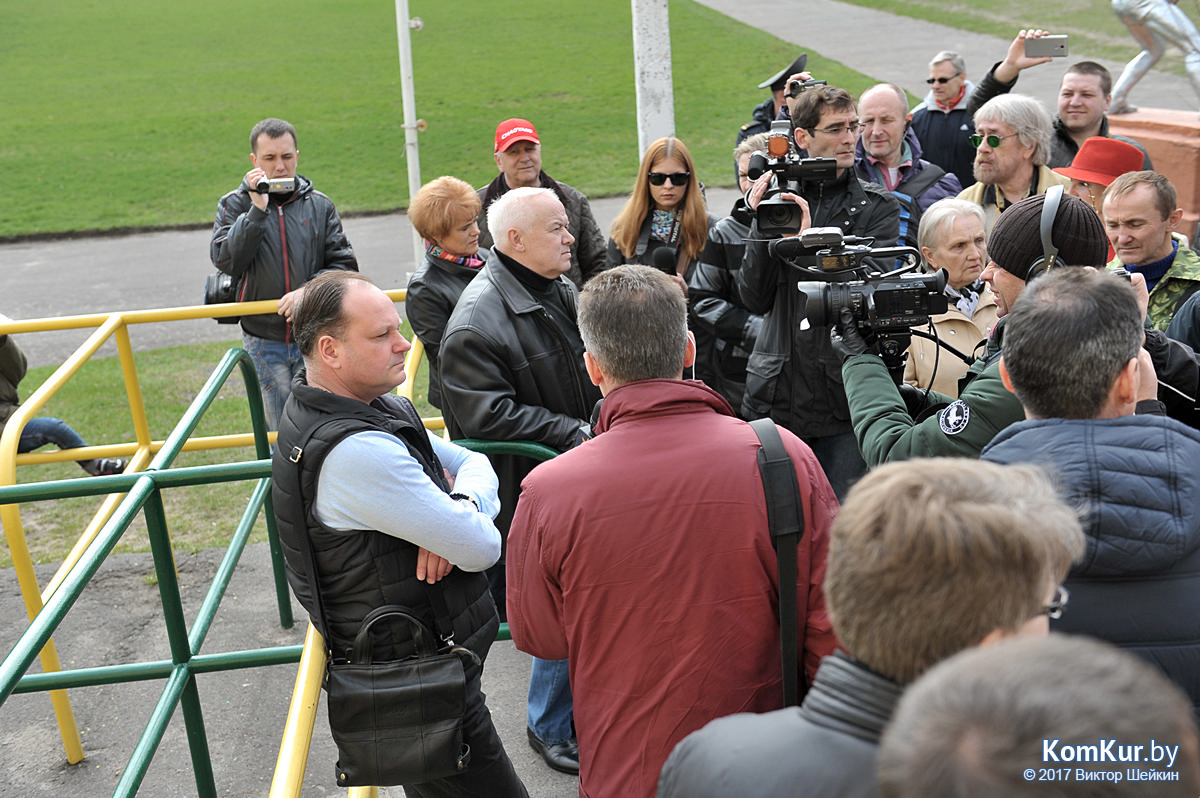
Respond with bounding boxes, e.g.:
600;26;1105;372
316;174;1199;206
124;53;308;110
739;81;899;499
211;117;358;431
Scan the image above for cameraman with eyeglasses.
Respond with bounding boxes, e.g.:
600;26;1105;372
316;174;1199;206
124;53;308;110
738;82;899;499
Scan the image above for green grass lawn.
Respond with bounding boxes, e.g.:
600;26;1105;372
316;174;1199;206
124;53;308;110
2;0;1155;239
0;0;807;238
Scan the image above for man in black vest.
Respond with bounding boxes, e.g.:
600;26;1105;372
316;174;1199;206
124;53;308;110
271;271;527;797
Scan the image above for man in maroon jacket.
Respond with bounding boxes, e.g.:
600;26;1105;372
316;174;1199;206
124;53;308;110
506;265;839;798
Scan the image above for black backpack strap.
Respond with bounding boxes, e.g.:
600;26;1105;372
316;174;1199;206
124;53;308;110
749;418;806;706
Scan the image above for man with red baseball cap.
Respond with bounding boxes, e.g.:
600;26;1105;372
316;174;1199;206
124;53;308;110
476;118;606;288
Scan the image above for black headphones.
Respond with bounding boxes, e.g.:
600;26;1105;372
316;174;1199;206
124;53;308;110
1025;184;1064;282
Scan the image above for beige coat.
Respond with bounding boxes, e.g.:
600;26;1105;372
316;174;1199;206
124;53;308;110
903;285;1000;397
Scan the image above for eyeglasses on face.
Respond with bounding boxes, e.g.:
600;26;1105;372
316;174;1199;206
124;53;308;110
969;132;1019;149
1042;585;1069;620
926;74;962;85
809;122;865;137
648;171;690;186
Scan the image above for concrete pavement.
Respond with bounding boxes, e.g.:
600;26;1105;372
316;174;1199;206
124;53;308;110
696;0;1193;112
2;0;1198;795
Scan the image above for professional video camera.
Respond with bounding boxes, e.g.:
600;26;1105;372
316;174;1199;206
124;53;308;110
769;227;948;370
746;117;837;237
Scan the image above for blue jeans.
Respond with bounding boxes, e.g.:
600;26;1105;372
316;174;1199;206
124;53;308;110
527;657;573;744
18;417;92;470
19;417;88;454
242;332;302;432
805;430;867;502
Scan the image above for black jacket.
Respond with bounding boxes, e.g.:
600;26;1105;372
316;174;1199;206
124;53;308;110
404;249;489;411
0;334;27;432
476;172;606;288
271;374;497;663
657;652;902;798
439;252;600;451
910;85;977;190
211;175;358;341
735;172;901;437
983;414;1200;713
688;198;762;414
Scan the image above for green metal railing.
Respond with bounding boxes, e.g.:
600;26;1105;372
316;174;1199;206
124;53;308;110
0;347;297;798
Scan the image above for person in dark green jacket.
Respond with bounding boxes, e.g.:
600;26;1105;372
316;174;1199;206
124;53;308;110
833;188;1107;465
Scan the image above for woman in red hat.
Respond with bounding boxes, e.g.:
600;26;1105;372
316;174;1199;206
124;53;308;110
1054;137;1146;259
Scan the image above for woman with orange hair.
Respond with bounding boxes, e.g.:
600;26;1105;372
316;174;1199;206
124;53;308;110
405;175;488;415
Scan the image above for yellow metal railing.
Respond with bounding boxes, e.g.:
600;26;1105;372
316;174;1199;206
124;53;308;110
0;291;406;778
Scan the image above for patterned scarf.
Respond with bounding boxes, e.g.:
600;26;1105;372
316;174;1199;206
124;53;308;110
650;209;680;245
427;241;484;269
946;278;983;317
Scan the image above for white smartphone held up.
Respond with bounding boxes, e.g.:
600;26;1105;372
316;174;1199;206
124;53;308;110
1025;34;1069;58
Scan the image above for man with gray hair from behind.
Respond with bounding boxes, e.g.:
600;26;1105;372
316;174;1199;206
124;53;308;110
507;264;839;798
983;267;1200;715
956;94;1070;233
877;635;1200;797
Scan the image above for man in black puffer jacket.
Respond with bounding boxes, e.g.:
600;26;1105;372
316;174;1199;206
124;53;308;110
272;271;526;796
984;268;1200;714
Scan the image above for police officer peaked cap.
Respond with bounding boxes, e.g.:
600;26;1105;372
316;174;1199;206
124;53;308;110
759;54;808;90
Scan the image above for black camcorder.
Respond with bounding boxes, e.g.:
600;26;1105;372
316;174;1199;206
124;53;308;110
772;228;948;364
746;119;837;237
797;270;948;360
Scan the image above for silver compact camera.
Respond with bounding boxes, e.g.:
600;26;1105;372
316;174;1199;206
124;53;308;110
252;177;296;194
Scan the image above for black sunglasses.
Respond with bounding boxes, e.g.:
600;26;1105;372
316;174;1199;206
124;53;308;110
926;75;961;85
648;171;690;187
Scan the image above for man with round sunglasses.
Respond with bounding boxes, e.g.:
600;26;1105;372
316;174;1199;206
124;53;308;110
911;51;978;190
956;94;1069;234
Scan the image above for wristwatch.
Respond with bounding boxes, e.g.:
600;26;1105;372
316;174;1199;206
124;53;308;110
450;492;479;511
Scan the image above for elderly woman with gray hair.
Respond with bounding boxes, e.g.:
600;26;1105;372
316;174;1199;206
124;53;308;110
903;198;1000;397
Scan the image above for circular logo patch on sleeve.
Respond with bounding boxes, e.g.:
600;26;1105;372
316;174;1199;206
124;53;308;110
938;400;971;435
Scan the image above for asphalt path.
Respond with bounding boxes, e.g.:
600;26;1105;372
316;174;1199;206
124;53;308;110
2;0;1196;794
